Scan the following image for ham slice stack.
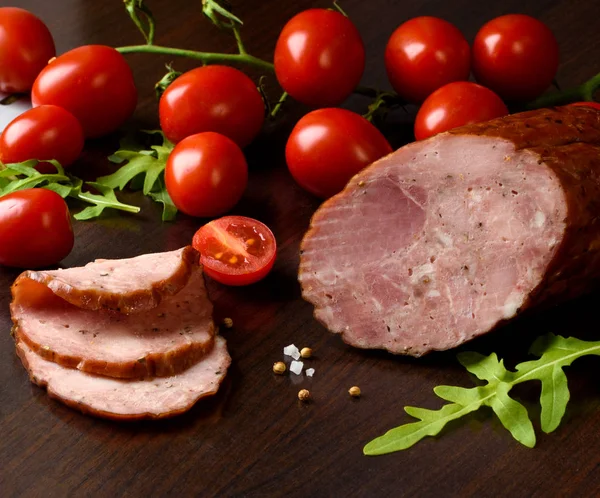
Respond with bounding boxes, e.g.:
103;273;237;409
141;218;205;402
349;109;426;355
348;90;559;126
10;246;231;420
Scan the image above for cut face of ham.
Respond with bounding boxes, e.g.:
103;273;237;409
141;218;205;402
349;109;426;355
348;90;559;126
16;336;231;421
20;246;198;314
12;269;215;378
300;106;600;355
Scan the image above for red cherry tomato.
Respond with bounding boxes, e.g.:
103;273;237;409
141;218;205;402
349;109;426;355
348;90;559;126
569;102;600;111
0;189;73;268
192;216;276;286
472;14;559;101
31;45;137;138
0;105;84;174
414;82;509;140
274;9;365;108
0;7;55;93
159;66;264;147
165;132;248;218
384;16;470;103
286;108;392;198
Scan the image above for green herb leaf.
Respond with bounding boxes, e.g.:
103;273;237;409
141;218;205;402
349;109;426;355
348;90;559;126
364;333;600;455
99;130;177;220
148;175;177;221
71;180;141;220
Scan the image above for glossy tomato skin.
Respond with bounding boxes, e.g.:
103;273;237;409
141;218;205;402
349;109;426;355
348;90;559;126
165;132;248;218
0;189;73;268
472;14;559;101
274;9;365;108
31;45;137;138
286;108;392;198
0;8;55;93
192;215;276;286
0;105;84;173
159;66;265;147
569;102;600;111
385;16;470;103
414;82;509;141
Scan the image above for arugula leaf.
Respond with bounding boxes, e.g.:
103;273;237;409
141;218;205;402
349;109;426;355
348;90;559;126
70;179;141;220
364;333;600;456
0;159;140;220
98;130;177;219
147;175;177;221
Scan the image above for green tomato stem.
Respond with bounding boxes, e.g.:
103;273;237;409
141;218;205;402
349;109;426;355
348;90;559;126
527;71;600;109
116;44;274;72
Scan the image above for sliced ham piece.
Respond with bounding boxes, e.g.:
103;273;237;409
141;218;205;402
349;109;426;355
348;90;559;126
16;336;231;421
299;106;600;356
11;268;215;378
19;246;198;314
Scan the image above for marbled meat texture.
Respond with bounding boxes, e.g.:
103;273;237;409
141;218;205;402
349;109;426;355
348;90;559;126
299;106;600;356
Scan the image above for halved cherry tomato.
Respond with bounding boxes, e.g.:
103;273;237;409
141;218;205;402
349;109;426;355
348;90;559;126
0;7;55;93
285;108;392;198
193;216;276;286
569;102;600;111
165;132;248;218
385;16;470;103
0;189;73;268
31;45;137;138
274;9;365;108
414;81;509;140
0;105;84;173
159;65;265;147
472;14;559;101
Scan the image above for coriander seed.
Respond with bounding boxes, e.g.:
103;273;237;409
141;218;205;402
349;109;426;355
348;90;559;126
222;317;233;328
273;361;286;375
300;347;312;359
298;389;311;402
348;386;361;398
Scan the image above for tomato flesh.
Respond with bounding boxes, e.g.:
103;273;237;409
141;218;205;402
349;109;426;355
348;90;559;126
193;216;276;286
0;188;73;268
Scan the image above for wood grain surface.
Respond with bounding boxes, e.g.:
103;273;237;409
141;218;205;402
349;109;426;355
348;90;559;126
2;0;600;496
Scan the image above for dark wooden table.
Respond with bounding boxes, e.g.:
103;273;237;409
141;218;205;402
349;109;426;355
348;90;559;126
2;0;600;496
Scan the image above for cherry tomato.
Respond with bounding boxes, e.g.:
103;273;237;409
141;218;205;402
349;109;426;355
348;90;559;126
384;16;470;103
0;8;55;93
31;45;137;138
0;189;73;268
0;105;84;174
165;132;248;218
286;108;392;198
192;216;276;286
414;82;509;141
274;9;365;108
159;66;264;147
472;14;559;101
569;102;600;111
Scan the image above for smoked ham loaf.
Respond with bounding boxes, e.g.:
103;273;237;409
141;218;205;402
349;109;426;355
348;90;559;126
299;106;600;356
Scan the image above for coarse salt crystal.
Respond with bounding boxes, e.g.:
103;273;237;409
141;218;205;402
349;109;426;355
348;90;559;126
306;368;315;377
283;344;301;360
289;360;304;375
